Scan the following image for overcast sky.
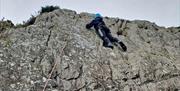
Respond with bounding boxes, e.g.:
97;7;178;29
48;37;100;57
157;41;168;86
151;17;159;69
0;0;179;27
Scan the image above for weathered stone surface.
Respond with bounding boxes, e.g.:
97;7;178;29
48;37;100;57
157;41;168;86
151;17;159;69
0;8;180;91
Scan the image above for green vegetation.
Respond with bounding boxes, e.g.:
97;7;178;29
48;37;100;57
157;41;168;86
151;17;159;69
15;23;26;28
39;5;60;14
1;5;60;29
25;15;36;26
0;20;14;32
14;5;60;28
14;15;36;28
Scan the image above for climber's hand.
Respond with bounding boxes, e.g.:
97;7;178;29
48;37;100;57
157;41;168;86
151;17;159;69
86;24;91;29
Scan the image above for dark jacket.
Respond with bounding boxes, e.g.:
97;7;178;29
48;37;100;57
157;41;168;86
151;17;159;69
86;17;108;32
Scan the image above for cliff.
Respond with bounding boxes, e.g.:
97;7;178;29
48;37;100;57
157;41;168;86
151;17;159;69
0;8;180;91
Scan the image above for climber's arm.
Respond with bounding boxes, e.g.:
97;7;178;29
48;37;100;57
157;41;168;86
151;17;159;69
86;20;94;29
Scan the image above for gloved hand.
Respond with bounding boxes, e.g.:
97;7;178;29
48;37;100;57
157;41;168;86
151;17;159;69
86;24;91;29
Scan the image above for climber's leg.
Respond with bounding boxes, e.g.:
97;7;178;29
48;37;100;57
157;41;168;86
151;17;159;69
105;29;127;51
106;32;119;42
108;34;127;51
97;29;113;49
102;26;119;42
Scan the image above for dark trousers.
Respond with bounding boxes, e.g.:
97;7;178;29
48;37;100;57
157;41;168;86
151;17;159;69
96;26;119;46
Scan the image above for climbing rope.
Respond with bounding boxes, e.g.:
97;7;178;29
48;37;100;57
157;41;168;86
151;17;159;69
43;42;67;91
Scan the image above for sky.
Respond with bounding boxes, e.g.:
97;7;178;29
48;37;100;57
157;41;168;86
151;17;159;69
0;0;179;27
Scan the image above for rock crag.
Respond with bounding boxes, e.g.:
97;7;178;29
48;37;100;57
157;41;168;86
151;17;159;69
0;9;180;91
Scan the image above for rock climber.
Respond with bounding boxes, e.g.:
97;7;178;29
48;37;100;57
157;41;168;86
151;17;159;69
86;13;127;51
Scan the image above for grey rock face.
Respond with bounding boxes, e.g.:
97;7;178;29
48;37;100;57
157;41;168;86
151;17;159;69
0;9;180;91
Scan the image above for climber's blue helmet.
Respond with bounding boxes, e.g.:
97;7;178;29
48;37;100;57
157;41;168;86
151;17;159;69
95;13;102;18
